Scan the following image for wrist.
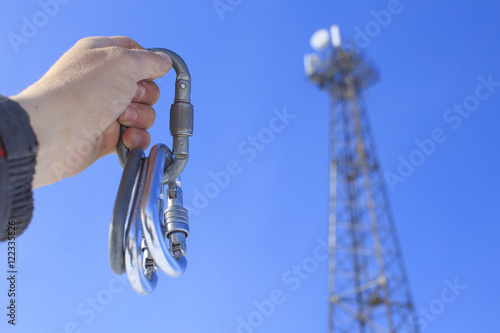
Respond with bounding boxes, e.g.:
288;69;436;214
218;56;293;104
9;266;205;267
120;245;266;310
10;93;53;188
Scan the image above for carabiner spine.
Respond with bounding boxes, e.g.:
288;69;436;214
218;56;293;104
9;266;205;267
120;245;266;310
124;157;159;295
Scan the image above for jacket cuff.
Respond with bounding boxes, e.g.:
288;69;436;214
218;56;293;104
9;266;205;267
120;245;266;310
0;96;38;241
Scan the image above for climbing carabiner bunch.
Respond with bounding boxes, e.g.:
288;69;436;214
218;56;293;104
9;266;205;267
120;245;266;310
108;48;194;295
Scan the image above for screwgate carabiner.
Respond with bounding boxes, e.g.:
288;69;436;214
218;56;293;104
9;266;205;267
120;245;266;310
109;48;193;294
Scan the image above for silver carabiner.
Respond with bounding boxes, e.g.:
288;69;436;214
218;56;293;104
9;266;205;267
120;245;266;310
122;144;188;294
124;156;158;295
141;144;188;277
109;48;194;294
117;48;194;184
109;148;145;275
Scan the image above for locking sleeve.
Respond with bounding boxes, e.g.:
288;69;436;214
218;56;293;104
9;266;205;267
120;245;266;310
170;102;193;157
164;184;189;259
0;96;38;241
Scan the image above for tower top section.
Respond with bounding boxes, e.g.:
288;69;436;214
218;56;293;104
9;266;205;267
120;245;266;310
304;24;378;100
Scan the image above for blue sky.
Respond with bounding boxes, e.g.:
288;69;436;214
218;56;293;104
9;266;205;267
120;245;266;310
1;1;500;332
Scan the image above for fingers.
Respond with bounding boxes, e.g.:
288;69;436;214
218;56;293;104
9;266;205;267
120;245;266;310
99;122;151;158
133;80;160;105
104;36;144;50
121;128;151;151
128;49;172;81
118;79;158;129
115;100;156;153
76;36;172;84
76;36;145;50
68;36;171;159
118;103;156;129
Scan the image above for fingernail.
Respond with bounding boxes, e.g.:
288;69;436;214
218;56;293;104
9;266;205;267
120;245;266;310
124;105;138;122
135;84;146;99
155;52;172;65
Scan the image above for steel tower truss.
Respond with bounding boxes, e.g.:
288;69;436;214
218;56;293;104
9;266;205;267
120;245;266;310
308;47;419;333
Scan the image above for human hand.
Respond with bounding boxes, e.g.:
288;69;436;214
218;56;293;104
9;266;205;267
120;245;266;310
10;36;172;188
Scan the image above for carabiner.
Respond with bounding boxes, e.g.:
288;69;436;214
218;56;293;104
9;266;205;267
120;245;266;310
141;144;187;277
117;48;194;184
109;147;145;275
110;48;194;295
124;156;158;295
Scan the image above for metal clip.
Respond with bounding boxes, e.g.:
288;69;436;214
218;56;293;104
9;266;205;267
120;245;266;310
109;148;145;275
124;156;158;294
116;48;194;184
141;144;187;278
109;48;193;295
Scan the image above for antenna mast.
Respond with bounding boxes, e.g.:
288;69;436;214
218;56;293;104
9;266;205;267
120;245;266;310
305;25;419;333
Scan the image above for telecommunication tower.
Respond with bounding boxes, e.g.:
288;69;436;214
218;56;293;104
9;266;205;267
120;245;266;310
304;26;419;333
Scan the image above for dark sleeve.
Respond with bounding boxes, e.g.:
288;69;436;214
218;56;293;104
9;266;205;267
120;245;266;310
0;95;38;241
